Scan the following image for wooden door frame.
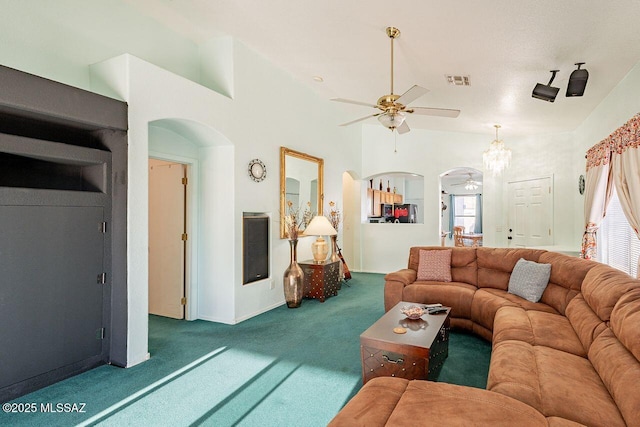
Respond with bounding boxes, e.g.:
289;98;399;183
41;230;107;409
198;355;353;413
149;152;199;321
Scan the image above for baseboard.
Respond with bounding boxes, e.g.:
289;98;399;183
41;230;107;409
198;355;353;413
234;300;286;324
1;356;104;403
199;300;286;325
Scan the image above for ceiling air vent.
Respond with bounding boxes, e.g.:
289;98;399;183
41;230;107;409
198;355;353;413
446;75;470;86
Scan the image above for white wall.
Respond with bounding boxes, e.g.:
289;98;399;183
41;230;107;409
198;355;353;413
358;123;582;272
501;131;576;249
360;125;491;273
89;37;361;366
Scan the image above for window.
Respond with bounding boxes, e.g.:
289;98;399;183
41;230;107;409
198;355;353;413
598;187;640;277
453;195;478;233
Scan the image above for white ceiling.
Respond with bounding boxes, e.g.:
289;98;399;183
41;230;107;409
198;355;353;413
126;0;640;137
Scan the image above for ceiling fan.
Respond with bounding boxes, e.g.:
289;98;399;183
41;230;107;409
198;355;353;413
451;173;483;190
332;26;460;134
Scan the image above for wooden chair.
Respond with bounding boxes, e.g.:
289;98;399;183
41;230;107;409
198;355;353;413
453;226;465;247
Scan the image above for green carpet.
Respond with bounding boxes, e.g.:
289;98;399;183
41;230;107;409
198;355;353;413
1;273;491;426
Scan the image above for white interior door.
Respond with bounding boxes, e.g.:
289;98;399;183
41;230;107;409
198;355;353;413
508;177;553;247
149;159;186;319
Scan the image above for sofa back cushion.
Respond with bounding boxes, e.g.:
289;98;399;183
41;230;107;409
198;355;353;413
610;288;640;363
582;264;640;322
584;276;640;426
565;294;608;354
538;252;598;315
589;289;640;427
408;247;477;286
477;248;546;290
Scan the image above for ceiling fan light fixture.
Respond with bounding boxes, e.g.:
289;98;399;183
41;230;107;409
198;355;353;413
331;26;460;135
464;180;478;191
378;112;406;130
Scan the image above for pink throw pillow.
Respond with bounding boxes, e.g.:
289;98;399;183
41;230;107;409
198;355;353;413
417;249;452;282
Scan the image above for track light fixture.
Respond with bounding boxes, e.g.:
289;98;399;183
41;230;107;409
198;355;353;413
566;62;589;97
532;70;560;102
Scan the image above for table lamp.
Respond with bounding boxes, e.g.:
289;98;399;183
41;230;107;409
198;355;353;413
304;215;337;263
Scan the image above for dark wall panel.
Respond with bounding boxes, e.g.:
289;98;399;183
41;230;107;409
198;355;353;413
0;64;128;400
0;206;105;388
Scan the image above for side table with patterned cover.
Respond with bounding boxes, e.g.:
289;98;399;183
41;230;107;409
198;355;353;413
299;259;340;302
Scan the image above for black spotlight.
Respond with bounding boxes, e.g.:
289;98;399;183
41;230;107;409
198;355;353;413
532;70;560;102
566;62;589;97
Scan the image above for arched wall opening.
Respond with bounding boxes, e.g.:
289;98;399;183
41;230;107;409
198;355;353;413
439;167;483;247
341;170;361;272
148;118;235;327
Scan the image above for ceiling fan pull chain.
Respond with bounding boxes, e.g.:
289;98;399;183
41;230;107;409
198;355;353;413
394;131;398;153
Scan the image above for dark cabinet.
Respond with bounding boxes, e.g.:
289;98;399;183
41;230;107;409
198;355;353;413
299;260;340;302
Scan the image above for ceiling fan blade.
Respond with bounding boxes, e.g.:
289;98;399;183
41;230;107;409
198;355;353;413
396;120;410;134
331;98;379;108
407;106;461;118
339;113;382;127
396;85;429;106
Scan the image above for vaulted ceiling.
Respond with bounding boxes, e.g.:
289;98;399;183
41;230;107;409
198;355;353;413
11;1;639;139
122;0;640;138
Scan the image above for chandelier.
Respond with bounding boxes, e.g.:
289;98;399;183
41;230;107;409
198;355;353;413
483;124;511;176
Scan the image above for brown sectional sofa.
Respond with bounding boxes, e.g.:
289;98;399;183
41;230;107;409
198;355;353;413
329;247;640;427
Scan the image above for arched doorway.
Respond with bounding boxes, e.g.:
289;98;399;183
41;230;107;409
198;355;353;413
440;167;483;247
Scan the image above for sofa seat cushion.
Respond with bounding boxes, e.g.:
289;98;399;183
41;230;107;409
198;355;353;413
488;341;626;427
327;377;408;427
403;281;475;319
546;417;588;427
493;306;586;357
471;288;557;332
329;377;548;427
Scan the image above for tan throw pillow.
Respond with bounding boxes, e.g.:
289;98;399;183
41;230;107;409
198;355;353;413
417;249;452;282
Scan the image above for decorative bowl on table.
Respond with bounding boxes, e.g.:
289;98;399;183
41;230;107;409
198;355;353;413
400;305;425;320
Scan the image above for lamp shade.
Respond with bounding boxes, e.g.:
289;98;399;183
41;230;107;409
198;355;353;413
304;216;337;236
303;216;337;263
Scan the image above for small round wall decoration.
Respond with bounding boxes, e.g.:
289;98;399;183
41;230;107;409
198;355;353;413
578;174;585;195
248;159;266;182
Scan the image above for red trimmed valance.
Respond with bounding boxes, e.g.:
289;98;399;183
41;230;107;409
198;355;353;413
587;113;640;171
586;140;611;171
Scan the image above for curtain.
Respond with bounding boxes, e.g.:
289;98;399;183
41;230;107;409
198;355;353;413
581;140;613;259
448;194;455;240
474;194;483;234
610;114;640;275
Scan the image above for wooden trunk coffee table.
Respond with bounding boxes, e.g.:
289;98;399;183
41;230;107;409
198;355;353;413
360;301;451;384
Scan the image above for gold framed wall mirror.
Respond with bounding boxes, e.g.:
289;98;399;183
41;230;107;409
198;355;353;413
280;147;324;238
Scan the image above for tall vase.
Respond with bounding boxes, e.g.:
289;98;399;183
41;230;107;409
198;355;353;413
330;235;343;289
283;239;304;308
